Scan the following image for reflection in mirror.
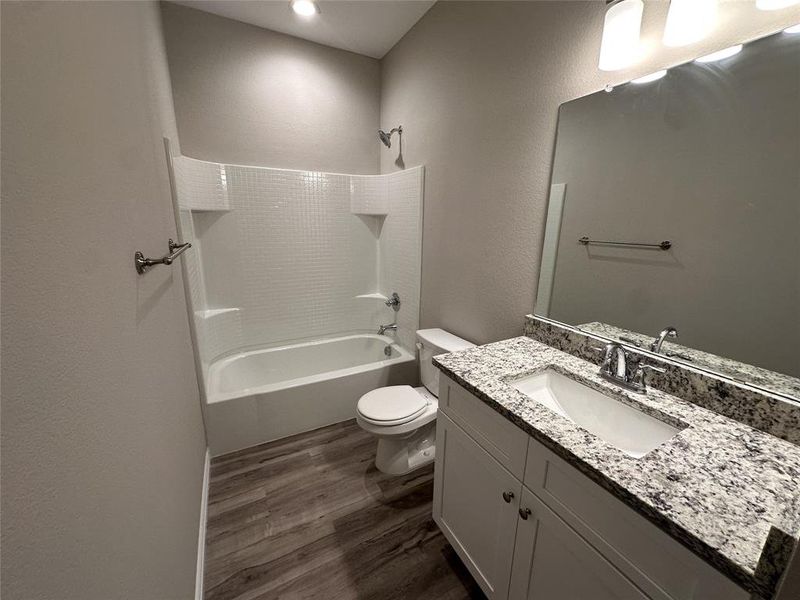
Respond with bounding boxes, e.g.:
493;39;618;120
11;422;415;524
536;29;800;399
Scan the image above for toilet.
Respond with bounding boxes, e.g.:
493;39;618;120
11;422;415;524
356;328;475;475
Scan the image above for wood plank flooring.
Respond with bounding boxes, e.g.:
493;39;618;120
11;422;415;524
204;419;485;600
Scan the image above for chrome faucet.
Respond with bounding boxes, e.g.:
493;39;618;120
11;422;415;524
378;323;397;335
598;342;628;380
594;342;664;393
650;326;678;353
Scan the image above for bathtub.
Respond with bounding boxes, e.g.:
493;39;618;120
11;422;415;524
204;334;417;456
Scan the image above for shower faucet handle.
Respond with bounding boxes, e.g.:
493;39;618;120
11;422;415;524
385;292;401;311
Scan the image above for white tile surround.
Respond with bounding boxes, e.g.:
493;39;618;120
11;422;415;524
172;156;424;380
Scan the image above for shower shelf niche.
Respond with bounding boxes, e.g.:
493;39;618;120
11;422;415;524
350;175;389;215
355;293;389;301
350;207;389;216
172;156;231;211
195;308;240;320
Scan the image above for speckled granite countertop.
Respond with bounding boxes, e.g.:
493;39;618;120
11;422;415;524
580;321;800;400
433;337;800;599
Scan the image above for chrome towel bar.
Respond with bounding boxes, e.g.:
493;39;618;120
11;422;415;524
135;239;192;274
578;236;672;251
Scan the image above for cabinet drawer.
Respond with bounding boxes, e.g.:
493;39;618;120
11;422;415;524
439;375;528;478
523;438;747;600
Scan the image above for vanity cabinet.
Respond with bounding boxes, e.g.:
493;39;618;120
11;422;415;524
433;375;750;600
433;412;521;598
509;488;648;600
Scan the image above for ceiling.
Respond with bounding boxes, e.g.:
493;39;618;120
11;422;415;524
169;0;436;59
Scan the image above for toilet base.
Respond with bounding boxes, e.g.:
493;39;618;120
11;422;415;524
374;421;436;475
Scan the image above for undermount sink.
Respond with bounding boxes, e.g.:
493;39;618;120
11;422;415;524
510;369;682;458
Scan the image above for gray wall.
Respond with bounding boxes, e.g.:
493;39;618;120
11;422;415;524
548;32;799;376
1;2;207;599
161;2;381;174
379;0;800;345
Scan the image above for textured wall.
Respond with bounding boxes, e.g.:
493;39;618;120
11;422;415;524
173;157;423;370
161;1;381;174
379;0;800;345
1;2;207;599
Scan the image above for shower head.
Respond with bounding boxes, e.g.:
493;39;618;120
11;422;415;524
378;126;402;148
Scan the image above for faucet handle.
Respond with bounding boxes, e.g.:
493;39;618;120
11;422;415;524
384;292;401;311
632;362;666;390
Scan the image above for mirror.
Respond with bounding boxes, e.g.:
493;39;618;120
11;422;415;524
536;29;800;400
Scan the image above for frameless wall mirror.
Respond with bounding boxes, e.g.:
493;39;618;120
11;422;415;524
536;28;800;401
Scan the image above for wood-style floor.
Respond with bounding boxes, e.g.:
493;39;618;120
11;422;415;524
204;419;485;600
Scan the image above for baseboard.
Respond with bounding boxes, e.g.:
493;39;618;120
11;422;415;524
195;448;210;600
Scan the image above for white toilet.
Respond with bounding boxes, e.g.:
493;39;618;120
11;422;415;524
356;328;475;475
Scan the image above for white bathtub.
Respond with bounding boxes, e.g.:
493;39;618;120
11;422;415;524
204;334;417;456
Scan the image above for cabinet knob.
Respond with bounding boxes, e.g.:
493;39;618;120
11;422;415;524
519;507;532;520
502;491;515;503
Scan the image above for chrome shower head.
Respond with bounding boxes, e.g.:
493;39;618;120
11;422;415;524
378;126;402;148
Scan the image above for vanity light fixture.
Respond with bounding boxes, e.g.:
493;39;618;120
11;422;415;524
695;44;743;63
663;0;717;47
290;0;319;17
784;23;800;33
631;69;667;84
598;0;644;71
756;0;800;9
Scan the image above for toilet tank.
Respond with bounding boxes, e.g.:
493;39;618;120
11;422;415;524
416;328;475;397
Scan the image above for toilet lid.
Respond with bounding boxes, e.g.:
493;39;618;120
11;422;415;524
357;385;427;424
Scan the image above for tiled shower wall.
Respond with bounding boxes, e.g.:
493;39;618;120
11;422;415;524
172;156;423;373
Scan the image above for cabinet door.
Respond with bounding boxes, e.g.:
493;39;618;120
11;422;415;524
509;487;650;600
433;412;522;599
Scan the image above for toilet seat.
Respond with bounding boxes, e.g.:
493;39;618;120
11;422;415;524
357;385;428;426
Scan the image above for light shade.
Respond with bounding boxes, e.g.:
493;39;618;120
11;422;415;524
632;70;667;84
785;23;800;33
290;0;318;17
598;0;644;71
756;0;800;9
663;0;717;47
695;44;743;63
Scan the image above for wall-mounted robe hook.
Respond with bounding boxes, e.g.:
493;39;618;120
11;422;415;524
135;239;192;274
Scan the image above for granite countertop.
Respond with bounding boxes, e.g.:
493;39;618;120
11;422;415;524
579;321;800;400
433;336;800;599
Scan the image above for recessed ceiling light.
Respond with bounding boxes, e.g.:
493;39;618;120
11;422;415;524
756;0;800;9
784;23;800;33
631;70;667;84
290;0;319;17
695;44;743;63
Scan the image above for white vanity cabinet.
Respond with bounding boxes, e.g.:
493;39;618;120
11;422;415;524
433;375;750;600
433;412;522;598
509;488;648;600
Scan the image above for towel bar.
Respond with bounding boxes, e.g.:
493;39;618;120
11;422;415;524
135;239;192;274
